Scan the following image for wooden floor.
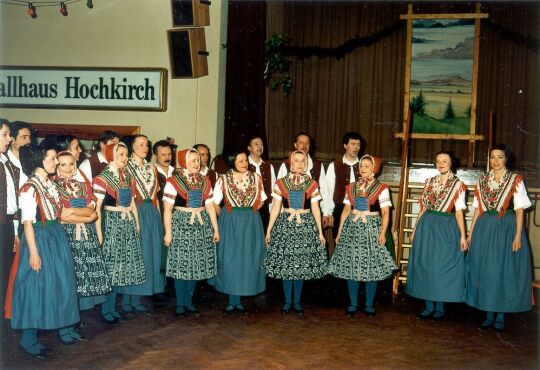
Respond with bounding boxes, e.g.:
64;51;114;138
3;278;539;370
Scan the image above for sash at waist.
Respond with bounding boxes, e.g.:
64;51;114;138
174;206;205;225
104;205;134;220
351;210;379;223
283;208;310;224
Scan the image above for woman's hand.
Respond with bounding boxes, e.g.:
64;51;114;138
164;233;172;247
335;232;341;244
512;236;522;252
97;232;103;246
265;233;271;245
319;233;326;245
213;231;220;244
378;232;386;246
466;234;472;248
460;236;468;252
29;253;41;271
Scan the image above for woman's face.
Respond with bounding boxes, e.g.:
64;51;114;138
489;149;506;171
290;152;306;173
186;151;200;174
69;138;82;162
435;153;452;174
114;146;129;169
43;149;58;174
57;154;76;178
234;153;249;173
132;136;149;160
359;158;374;179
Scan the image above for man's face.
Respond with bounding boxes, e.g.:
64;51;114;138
156;146;172;168
197;146;210;167
12;127;31;151
294;135;310;154
343;139;361;159
0;124;12;154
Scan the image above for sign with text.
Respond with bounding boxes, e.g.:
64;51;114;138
0;66;167;111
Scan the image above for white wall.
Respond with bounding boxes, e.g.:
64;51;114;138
0;0;228;154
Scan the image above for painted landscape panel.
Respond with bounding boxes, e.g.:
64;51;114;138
410;19;474;134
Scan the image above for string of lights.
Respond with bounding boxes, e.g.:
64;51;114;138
0;0;94;18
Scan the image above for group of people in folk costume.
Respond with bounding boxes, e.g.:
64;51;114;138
0;120;533;359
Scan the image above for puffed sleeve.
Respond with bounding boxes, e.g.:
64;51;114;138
163;181;177;205
92;177;107;200
513;180;533;210
454;189;467;211
271;182;283;201
20;186;37;223
310;186;322;203
378;188;392;208
213;177;224;205
205;187;214;205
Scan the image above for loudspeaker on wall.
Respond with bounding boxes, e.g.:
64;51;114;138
171;0;210;27
168;28;209;78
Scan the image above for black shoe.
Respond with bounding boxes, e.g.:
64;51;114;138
59;333;75;345
235;304;247;315
346;306;358;317
102;313;119;324
70;332;88;342
478;319;494;331
186;305;200;316
174;306;186;317
416;310;433;320
281;303;291;315
364;308;376;317
293;304;304;315
223;305;235;315
19;344;47;359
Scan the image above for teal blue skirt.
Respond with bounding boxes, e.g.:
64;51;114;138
209;208;266;296
11;221;80;330
406;211;465;302
465;211;532;312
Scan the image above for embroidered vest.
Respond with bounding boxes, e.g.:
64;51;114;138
248;161;274;206
333;158;360;205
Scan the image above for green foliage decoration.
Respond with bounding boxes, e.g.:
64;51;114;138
264;34;293;95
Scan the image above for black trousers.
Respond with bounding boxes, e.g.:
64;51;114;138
1;216;15;363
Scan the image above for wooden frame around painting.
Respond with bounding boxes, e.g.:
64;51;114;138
397;5;487;142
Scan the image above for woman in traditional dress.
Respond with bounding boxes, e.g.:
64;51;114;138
93;142;146;324
263;150;327;314
163;149;219;316
9;143;79;357
329;154;397;317
465;144;532;332
211;151;266;314
405;151;467;320
54;151;111;332
119;135;165;313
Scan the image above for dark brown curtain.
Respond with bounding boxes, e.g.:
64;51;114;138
263;1;539;184
223;0;267;157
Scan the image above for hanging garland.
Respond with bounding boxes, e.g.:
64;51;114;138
283;20;404;60
280;18;539;61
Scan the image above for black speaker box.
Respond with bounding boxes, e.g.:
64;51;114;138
171;0;210;27
168;28;209;78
